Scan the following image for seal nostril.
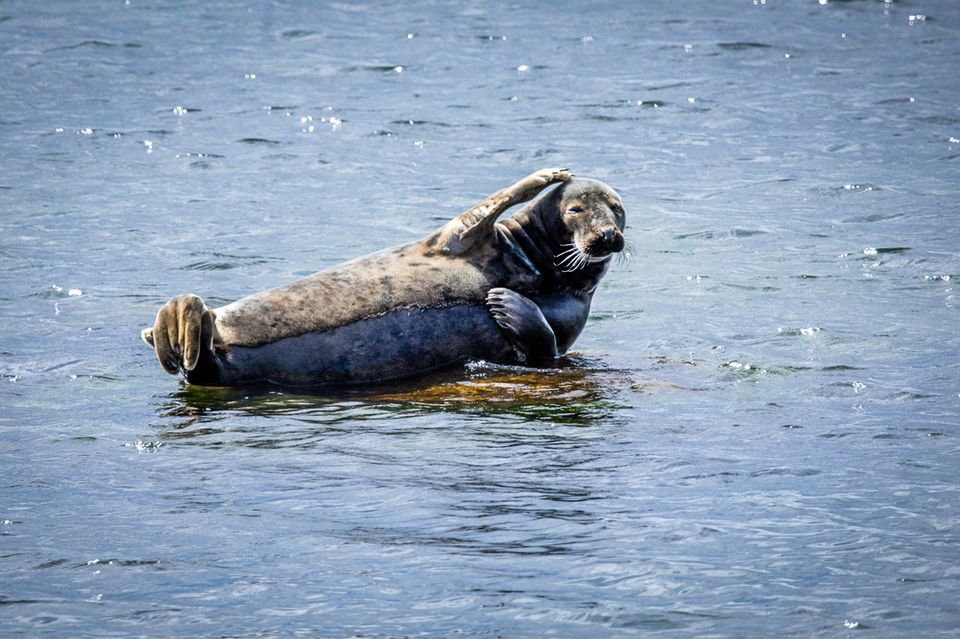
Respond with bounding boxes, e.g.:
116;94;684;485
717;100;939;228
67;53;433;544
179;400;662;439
601;227;621;250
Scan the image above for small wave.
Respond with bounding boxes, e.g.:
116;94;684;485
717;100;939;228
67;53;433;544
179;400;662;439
750;467;822;477
720;361;814;379
126;440;164;453
584;114;623;122
176;152;224;160
44;359;82;373
179;260;261;271
916;115;960;126
632;99;667;108
776;327;823;337
576;100;633;108
280;29;315;39
33;285;84;300
641;81;696;91
841;212;904;223
858;246;911;256
343;64;407;73
262;153;299;161
894;390;939;401
390;119;451;128
237;138;282;145
810;183;881;197
722;282;780;292
836;183;880;193
44;40;142;52
717;42;772;51
719;360;765;377
179;252;277;271
876;97;916;105
674;228;767;240
78;557;163;567
873;433;906;440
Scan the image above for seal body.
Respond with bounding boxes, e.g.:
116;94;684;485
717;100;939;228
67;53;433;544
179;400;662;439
142;169;626;386
191;306;508;386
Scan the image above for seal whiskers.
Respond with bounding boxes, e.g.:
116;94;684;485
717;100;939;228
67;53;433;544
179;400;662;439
616;239;638;266
555;240;609;273
554;242;589;272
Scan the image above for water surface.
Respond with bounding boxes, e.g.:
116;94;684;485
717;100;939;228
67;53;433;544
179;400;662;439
2;1;959;636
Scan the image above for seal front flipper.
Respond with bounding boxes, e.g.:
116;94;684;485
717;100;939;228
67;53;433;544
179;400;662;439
142;294;217;375
429;168;573;254
485;287;559;362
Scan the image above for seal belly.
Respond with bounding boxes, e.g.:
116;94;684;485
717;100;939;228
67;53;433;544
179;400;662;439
189;304;513;386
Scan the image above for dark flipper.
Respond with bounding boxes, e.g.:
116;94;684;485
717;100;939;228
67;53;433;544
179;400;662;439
485;287;559;362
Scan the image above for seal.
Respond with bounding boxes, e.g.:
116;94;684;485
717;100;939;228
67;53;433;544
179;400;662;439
141;168;626;386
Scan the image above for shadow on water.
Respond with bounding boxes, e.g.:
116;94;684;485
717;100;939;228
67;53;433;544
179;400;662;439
151;357;696;443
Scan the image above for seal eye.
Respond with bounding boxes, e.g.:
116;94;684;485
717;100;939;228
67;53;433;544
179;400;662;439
566;206;583;215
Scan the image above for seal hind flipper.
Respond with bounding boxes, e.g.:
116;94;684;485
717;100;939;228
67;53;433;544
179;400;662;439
429;168;572;255
485;287;559;362
143;294;213;374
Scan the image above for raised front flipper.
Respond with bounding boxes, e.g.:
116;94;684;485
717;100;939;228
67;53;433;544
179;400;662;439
429;168;572;255
141;294;218;375
485;287;559;362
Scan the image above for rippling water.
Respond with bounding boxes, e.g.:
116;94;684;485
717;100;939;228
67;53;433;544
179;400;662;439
2;1;959;636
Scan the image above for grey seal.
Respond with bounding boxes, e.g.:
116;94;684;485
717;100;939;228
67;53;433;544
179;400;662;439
141;168;626;386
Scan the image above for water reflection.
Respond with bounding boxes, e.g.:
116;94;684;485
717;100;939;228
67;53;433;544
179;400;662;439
154;357;644;442
150;359;632;559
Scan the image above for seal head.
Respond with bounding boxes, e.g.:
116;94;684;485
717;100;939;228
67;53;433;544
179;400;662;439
498;177;626;293
552;177;626;269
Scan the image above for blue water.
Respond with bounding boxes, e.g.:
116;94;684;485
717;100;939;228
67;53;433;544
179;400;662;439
2;1;959;636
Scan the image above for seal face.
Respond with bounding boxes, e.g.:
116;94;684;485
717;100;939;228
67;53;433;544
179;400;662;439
142;169;626;386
